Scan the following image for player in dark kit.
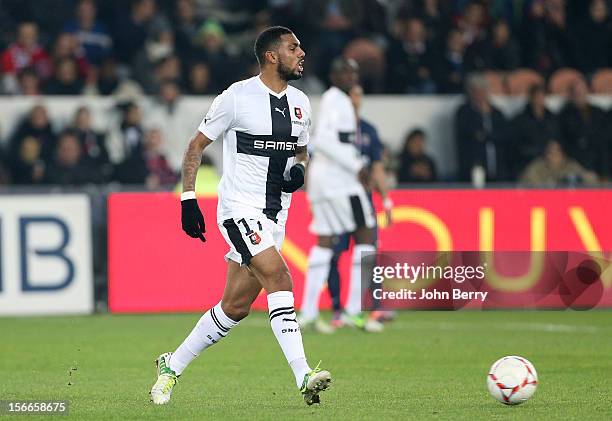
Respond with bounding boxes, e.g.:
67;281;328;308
150;26;331;406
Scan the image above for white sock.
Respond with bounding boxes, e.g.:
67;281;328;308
346;244;376;316
169;302;238;375
300;246;333;321
268;291;311;387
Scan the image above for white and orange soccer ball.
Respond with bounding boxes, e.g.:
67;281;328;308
487;356;538;405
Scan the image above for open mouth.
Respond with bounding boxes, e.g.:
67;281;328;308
297;61;304;72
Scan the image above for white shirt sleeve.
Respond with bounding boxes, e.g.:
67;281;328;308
312;95;364;174
297;98;311;147
197;89;235;141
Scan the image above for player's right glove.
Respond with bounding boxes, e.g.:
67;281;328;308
181;192;206;242
281;163;305;193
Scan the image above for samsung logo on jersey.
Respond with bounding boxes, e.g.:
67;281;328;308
254;140;296;151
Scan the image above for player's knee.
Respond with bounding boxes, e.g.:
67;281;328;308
221;301;250;321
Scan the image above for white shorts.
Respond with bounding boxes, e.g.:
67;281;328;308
219;216;285;266
309;190;376;236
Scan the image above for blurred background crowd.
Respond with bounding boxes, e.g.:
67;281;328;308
0;0;611;188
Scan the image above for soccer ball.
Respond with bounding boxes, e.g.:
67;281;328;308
487;356;538;405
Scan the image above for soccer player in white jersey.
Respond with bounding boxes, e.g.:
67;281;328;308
299;58;377;332
150;26;331;406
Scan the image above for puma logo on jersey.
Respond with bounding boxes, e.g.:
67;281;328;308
254;139;296;150
274;107;287;117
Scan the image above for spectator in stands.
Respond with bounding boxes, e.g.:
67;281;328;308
112;127;177;187
72;106;112;180
520;0;548;72
455;73;507;182
50;32;90;79
44;57;85;95
172;0;204;62
151;55;182;94
145;79;194;172
9;105;56;163
508;83;559;179
397;128;438;183
433;28;466;93
417;0;452;47
572;0;611;75
466;19;520;71
9;135;46;184
142;128;179;189
558;80;608;175
519;0;574;75
112;0;169;65
63;0;113;65
457;2;486;48
106;101;145;167
191;20;237;89
16;68;42;95
44;129;103;185
186;61;214;95
386;17;436;93
83;56;143;97
133;28;176;94
1;22;52;94
306;0;364;79
520;140;598;186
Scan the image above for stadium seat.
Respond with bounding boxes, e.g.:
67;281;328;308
590;69;612;94
481;71;506;95
507;69;544;95
548;68;586;95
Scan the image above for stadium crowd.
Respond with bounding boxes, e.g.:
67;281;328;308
0;0;611;187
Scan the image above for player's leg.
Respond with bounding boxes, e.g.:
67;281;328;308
300;200;345;330
345;191;378;321
299;234;334;330
151;261;261;404
168;261;261;375
327;233;350;327
248;247;331;404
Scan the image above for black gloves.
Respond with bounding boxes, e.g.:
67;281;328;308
281;163;305;193
181;198;206;242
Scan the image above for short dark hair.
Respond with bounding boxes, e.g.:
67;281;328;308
254;26;293;65
406;129;425;143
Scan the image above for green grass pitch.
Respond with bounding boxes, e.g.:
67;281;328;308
2;311;611;420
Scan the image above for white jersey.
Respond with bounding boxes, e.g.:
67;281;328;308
198;76;311;225
307;86;365;201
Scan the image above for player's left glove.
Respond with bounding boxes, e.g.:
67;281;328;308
281;163;305;193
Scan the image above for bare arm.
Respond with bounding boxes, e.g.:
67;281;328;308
370;161;388;198
182;131;213;192
371;160;393;226
294;145;309;168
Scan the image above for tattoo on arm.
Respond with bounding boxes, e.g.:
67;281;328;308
182;132;212;192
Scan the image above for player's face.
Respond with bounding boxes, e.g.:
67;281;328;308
276;33;305;81
334;67;359;93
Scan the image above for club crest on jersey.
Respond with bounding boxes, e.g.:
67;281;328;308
294;107;302;119
248;232;261;245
